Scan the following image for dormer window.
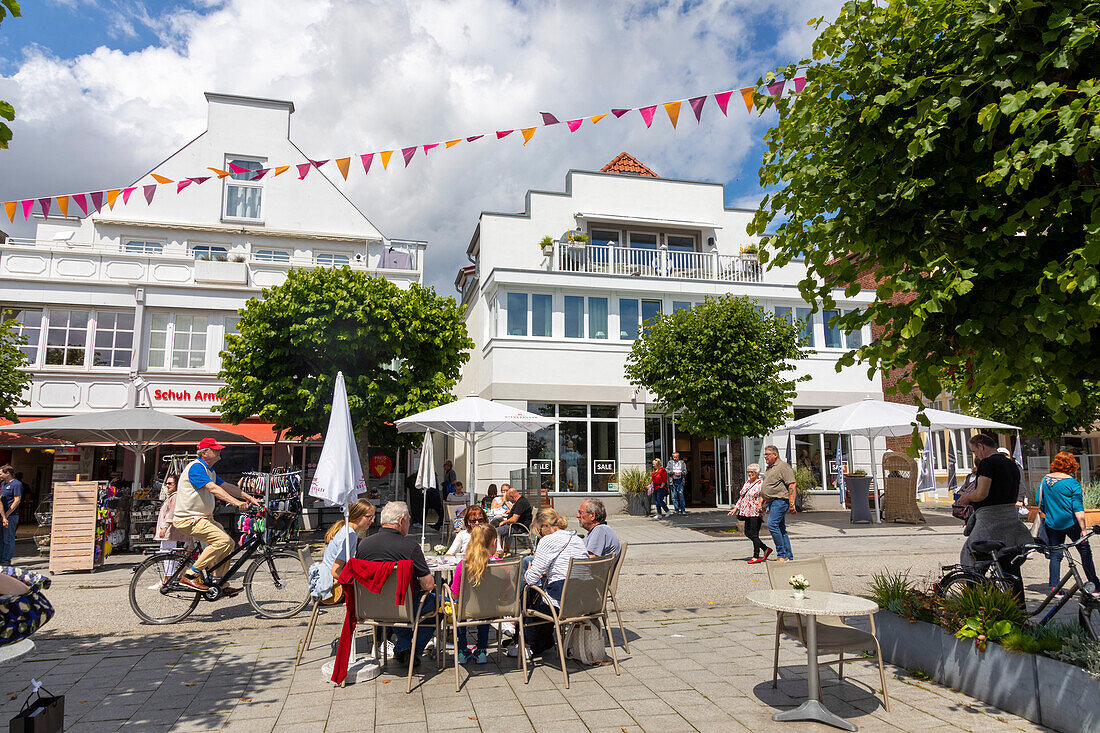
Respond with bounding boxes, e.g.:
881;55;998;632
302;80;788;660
223;156;264;222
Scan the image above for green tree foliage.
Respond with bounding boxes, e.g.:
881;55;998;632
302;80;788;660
0;1;20;150
218;267;473;448
750;0;1100;427
948;375;1100;439
624;295;807;438
0;317;31;422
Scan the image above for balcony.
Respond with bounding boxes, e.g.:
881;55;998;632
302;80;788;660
553;243;762;283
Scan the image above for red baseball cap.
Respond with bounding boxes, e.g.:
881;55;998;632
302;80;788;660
197;438;226;451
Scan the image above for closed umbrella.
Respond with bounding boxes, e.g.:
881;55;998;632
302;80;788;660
414;430;435;548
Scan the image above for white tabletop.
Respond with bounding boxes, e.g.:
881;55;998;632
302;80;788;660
746;589;878;617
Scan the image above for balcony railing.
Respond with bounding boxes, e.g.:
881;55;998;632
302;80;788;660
555;243;762;282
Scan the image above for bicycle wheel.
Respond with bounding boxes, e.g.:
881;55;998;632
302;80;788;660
935;569;987;598
244;549;311;619
129;553;200;624
1079;599;1100;641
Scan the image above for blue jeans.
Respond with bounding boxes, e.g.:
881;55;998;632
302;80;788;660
0;514;16;564
654;488;669;515
458;624;490;653
1046;524;1100;589
393;592;436;655
670;478;686;513
767;498;793;559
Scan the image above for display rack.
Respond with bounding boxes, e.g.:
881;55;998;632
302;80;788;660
236;468;303;545
127;485;160;552
33;496;52;556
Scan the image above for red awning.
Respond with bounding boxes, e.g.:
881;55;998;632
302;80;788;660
0;417;73;448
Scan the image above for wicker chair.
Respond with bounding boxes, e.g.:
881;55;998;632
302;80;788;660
882;451;926;524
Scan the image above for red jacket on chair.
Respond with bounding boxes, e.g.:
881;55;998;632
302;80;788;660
332;559;415;684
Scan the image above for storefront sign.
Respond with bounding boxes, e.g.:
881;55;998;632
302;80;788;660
152;388;222;403
828;460;849;474
369;454;393;478
594;460;616;474
529;459;552;473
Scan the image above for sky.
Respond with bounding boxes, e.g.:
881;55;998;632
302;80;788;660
0;0;844;294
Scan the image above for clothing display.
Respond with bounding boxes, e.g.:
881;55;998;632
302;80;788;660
235;469;303;545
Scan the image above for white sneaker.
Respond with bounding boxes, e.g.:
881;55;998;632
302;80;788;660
498;622;516;637
505;645;532;660
372;640;395;658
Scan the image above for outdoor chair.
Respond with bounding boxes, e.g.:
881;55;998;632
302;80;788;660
443;499;468;543
606;542;630;652
504;523;535;556
441;556;526;690
522;554;620;688
351;565;439;693
765;557;889;711
882;451;926;524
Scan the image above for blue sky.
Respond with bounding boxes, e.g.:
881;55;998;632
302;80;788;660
0;0;840;291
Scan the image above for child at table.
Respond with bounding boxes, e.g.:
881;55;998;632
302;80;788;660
450;523;497;664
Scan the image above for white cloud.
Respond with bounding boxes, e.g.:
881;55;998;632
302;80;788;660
0;0;842;292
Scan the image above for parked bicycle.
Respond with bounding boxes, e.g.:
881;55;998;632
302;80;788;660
934;525;1100;639
128;507;310;624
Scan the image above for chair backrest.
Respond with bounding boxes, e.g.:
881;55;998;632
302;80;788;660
353;566;418;624
765;556;834;594
609;541;628;597
882;451;917;490
456;556;523;621
559;555;615;620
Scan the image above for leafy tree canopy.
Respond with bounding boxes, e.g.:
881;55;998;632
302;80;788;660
948;375;1100;439
0;317;31;422
0;1;20;150
750;0;1100;428
218;267;473;448
624;295;807;438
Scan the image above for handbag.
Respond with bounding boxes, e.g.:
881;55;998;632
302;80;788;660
566;619;605;665
0;567;54;648
646;483;654;496
8;681;64;733
952;473;978;522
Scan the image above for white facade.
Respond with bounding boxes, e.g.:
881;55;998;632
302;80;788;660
453;160;884;511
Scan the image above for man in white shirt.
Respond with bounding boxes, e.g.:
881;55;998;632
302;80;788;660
666;453;689;516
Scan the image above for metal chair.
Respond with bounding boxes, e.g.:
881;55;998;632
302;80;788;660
882;451;926;524
523;554;620;688
441;556;526;690
765;556;889;711
352;566;439;693
606;542;630;652
442;500;468;543
503;523;535;556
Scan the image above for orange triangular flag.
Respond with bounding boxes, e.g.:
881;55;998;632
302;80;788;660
4;201;15;222
106;189;121;209
521;127;537;145
741;87;755;112
207;167;232;179
56;196;69;218
380;150;394;169
590;114;607;124
151;173;173;184
664;101;681;128
336;157;351;180
273;165;290;177
445;139;461;148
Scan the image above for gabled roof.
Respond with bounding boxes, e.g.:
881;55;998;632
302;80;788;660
600;152;658;177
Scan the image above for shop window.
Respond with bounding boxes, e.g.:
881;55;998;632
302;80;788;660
45;309;88;366
93;311;134;368
507;293;528;336
253;249;290;263
588;297;608;339
565;296;584;338
1;307;42;362
173;315;209;369
591;405;618;419
619;299;639;340
796;307;815;347
645;416;664;465
193;245;228;262
224;158;263;221
823;309;843;349
124;240;163;254
559;421;588;492
591;421;617;492
641;299;662;335
525;403;619;494
532;294;552;337
316;253;350;267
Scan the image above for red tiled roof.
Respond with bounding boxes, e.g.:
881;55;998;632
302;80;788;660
600;152;657;177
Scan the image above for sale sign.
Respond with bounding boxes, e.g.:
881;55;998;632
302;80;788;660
369;454;393;478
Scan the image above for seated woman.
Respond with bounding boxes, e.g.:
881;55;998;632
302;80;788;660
309;499;375;601
449;523;499;664
446;504;488;558
487;487;512;526
510;507;589;660
481;484;499;512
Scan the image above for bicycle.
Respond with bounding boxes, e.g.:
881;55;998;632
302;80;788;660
128;508;311;624
933;524;1100;639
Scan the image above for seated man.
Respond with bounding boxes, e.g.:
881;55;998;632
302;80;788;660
577;498;621;558
496;484;532;553
355;501;436;666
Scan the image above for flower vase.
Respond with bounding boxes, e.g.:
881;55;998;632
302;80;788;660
792;589;805;601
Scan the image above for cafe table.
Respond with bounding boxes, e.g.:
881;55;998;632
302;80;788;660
746;589;879;732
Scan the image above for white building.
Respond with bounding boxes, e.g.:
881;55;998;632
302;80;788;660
0;93;425;509
452;153;883;514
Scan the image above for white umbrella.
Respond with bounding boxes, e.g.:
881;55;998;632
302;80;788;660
780;398;1018;522
414;430;435;548
916;432;937;493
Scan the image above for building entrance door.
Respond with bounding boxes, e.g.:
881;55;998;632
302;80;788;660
672;428;718;507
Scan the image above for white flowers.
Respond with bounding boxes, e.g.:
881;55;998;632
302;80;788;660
789;574;809;591
433;544;447;555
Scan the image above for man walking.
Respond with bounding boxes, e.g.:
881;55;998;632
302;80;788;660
761;445;797;561
666;452;688;515
0;465;23;565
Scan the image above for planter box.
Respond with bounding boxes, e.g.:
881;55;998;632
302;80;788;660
1036;653;1100;733
873;611;942;677
194;259;248;284
623;493;648;516
1027;506;1100;527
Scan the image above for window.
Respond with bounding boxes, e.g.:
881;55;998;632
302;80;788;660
619;299;639;340
641;299;662;335
173;315;209;369
667;234;695;251
795;307;815;347
149;313;170;369
845;310;864;348
507;293;528;336
823;309;843;348
224;314;240;338
667;234;696;273
590;229;620;247
124;240;163;255
527;403;619;493
588;297;608;339
316;253;350;267
93;312;134;367
673;301;692;313
193;245;228;262
45;309;89;366
532;294;552;337
253;249;290;263
775;306;793;323
1;307;42;362
628;232;657;249
565;296;584;338
224;158;263;220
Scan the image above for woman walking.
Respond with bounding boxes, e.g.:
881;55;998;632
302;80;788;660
650;458;670;519
1037;452;1100;597
729;464;771;563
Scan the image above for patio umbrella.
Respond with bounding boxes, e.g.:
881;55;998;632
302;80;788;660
1;407;255;488
395;396;557;503
414;430;435;548
779;398;1018;522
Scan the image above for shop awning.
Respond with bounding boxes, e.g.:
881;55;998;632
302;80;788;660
0;417;73;449
189;418;321;443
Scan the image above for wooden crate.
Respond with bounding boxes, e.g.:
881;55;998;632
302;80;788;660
49;481;102;573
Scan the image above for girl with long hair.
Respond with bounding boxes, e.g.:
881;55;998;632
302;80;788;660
313;500;375;601
449;523;498;663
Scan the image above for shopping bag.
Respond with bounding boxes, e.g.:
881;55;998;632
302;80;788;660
8;681;64;733
565;620;605;665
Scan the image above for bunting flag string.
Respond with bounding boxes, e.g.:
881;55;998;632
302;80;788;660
4;77;806;222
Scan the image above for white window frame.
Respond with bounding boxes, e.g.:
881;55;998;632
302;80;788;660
822;309;844;349
1;306;44;366
564;295;585;339
191;243;229;262
122;239;165;255
315;252;351;267
146;312;212;372
252;248;290;263
42;308;91;369
506;292;528;337
530;293;553;338
221;155;265;223
587;296;609;339
618;298;640;341
91;310;135;369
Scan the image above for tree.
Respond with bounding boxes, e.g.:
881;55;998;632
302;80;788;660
948;375;1100;440
624;295;807;438
218;267;473;449
749;0;1100;428
0;1;20;149
0;317;31;422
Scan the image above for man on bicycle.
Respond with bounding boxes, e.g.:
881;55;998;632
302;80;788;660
173;438;261;594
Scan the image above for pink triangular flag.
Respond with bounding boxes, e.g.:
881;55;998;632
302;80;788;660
715;90;734;115
688;95;707;121
611;108;630;118
639;105;658;128
297;163;312;179
496;130;514;139
466;135;484;142
310;159;329;169
191;176;210;184
402;146;417;167
250;169;269;181
177;180;193;193
20;200;33;220
423;143;439;155
122;187;137;204
143;185;156;205
767;81;786;97
541;112;560;125
38;198;51;219
89;191;104;212
793;76;806;93
566;119;583;132
228;162;250;174
72;193;89;215
360;153;374;174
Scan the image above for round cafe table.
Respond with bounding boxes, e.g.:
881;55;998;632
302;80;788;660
746;589;879;732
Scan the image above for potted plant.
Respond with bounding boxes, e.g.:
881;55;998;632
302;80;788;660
617;466;651;516
739;243;759;259
845;468;872;505
565;231;589;248
539;235;554;257
793;466;815;511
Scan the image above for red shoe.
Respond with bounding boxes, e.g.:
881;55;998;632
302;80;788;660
762;548;773;562
748;557;765;564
